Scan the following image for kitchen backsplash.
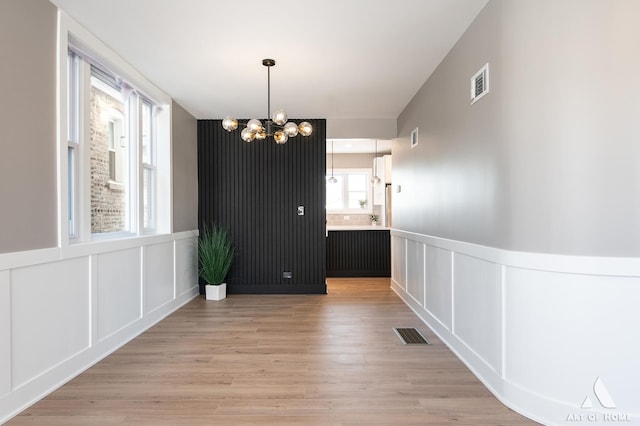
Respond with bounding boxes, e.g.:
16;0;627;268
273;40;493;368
327;205;382;226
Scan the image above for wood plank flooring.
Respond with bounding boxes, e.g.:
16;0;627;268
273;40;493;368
9;278;537;425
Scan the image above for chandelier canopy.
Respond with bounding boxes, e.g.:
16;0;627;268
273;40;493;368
221;59;312;144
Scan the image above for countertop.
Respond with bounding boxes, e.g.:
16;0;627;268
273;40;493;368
327;225;390;231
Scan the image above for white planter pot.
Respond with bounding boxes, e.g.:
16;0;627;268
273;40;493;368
371;222;377;226
205;283;227;301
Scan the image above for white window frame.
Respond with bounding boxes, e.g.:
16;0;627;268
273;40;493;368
66;51;81;240
140;99;156;233
326;168;373;214
57;11;172;248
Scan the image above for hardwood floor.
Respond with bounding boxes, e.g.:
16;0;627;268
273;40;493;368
10;278;537;425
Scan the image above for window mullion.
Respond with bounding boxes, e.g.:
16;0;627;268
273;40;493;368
66;53;80;241
129;94;141;236
78;59;92;242
141;101;156;233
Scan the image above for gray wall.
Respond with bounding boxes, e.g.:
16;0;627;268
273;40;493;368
395;0;640;257
171;101;198;232
328;118;397;140
0;0;58;254
327;153;376;170
0;0;198;255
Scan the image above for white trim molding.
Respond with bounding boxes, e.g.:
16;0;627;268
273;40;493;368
0;230;199;423
391;229;640;425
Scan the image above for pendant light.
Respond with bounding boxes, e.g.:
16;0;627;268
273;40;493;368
221;59;312;144
328;140;338;183
372;139;381;184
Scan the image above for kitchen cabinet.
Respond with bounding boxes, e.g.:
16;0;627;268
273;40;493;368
326;228;390;277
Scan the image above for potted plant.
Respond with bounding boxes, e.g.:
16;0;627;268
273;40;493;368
359;199;368;209
370;214;379;226
198;224;235;301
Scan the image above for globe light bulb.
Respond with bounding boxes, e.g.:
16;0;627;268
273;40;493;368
247;119;263;133
255;129;267;140
272;109;288;126
222;116;238;131
283;122;299;137
241;128;255;142
274;131;288;144
298;121;312;136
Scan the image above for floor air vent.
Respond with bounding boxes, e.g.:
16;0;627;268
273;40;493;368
394;328;430;345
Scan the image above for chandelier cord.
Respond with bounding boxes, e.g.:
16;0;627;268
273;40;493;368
331;140;335;177
267;63;271;135
374;139;378;176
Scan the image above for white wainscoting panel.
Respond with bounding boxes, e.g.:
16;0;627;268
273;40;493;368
390;229;640;425
96;248;142;341
424;245;452;330
175;237;197;297
0;271;10;397
391;235;406;289
10;258;90;389
452;253;501;373
406;240;425;305
144;242;174;314
0;231;199;424
504;266;640;413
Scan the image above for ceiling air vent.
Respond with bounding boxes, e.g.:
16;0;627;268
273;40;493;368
471;63;489;104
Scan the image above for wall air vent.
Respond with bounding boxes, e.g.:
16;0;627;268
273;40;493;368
471;63;489;104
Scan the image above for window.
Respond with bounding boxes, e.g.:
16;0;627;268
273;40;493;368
326;169;372;212
107;115;125;183
108;121;116;180
88;71;130;234
60;13;171;244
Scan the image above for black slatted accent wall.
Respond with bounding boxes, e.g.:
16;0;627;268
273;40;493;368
198;119;326;294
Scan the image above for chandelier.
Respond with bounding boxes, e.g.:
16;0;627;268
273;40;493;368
221;59;312;144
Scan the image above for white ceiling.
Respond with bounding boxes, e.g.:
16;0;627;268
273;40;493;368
50;0;487;150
